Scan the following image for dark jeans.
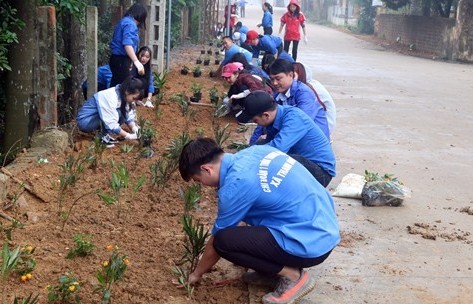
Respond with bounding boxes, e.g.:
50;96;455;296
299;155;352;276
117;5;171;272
263;27;273;35
290;154;333;188
283;40;300;61
213;226;332;276
109;54;131;87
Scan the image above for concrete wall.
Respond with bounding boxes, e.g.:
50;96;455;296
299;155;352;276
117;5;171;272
374;14;457;59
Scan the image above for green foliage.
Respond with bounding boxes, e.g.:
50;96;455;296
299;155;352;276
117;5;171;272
356;0;376;34
165;133;192;171
179;184;201;214
120;144;134;154
227;141;249;151
191;82;202;94
1;243;22;303
97;162;145;218
0;219;23;242
209;86;219;105
213;123;231;147
95;247;129;304
66;234;95;259
173;266;194;299
193;66;201;73
178;215;209;275
153;70;168;92
137;118;157;148
194;127;205;137
364;170;402;184
15;245;36;276
13;293;39;304
46;273;81;304
0;2;25;72
149;158;175;188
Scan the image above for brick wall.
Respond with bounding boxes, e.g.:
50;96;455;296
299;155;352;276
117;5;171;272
374;14;456;58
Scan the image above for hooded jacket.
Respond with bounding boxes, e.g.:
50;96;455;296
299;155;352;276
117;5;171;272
280;0;306;41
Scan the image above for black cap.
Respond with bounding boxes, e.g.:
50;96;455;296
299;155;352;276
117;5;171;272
235;91;275;124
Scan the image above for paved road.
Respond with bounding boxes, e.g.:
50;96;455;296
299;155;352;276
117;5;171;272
240;4;473;303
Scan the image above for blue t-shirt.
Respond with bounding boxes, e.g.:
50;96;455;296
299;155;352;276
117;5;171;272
265;105;336;176
223;44;253;65
252;35;282;58
213;146;340;258
110;16;139;55
262;10;273;28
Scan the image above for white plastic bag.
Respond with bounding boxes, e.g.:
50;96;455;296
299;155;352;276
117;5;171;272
332;173;366;199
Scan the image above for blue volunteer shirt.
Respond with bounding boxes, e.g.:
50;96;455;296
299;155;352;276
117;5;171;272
265;105;336;176
262;10;273;28
252;35;282;58
222;44;253;65
110;16;139;55
213;145;340;258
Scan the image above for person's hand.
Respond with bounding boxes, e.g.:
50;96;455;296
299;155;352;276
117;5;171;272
131;125;140;134
133;60;145;75
144;97;154;108
125;132;138;140
188;272;202;285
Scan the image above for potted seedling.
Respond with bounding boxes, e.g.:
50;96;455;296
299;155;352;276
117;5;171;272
203;55;210;66
190;82;202;103
209;42;213;46
209;69;217;78
209;86;219;105
200;47;205;55
180;66;190;75
214;53;221;65
207;48;212;55
196;56;202;65
193;66;202;78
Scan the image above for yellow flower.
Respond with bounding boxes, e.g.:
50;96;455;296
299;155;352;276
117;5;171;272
114;245;119;250
103;261;109;267
21;275;27;282
26;273;32;279
123;258;130;265
106;245;113;251
44;285;51;291
27;245;34;252
73;281;79;285
69;285;75;292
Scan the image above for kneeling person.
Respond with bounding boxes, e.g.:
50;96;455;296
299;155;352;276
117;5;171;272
237;90;335;187
178;138;340;304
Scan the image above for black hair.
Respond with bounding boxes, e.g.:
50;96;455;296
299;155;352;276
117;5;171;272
118;77;144;118
263;2;273;14
179;138;224;181
222;35;233;42
231;53;252;70
269;58;294;76
262;54;276;74
235;21;243;29
124;3;148;29
289;2;300;17
135;46;153;94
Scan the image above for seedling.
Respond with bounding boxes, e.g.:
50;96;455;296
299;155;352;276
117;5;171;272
179;184;201;214
66;234;95;259
0;219;23;242
194;127;205;137
46;273;81;304
165;133;192;172
60;191;97;231
227;141;250;151
180;66;190;75
236;125;249;133
15;245;36;277
153;70;168;93
1;243;21;304
120;144;134;154
13;293;39;304
137;118;157;148
213;123;231;147
57;152;90;214
209;86;219;105
97;162;145;219
95;246;129;304
192;66;201;77
149;157;175;188
178;215;209;275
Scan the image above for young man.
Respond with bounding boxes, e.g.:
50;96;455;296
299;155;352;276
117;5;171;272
216;36;253;76
237;91;335;187
246;30;283;60
178;137;340;304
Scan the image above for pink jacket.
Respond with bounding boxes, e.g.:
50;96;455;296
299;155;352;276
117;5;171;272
280;0;306;41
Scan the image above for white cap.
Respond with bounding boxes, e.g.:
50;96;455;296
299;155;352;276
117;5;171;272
232;32;241;41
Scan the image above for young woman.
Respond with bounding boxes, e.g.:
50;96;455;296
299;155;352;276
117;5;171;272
279;0;306;61
76;77;144;147
109;3;148;87
257;2;273;35
231;52;270;83
216;62;273;117
132;46;156;108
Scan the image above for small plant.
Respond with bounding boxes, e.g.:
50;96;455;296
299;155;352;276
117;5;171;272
13;293;39;304
227;141;250;151
15;245;36;278
172;266;194;299
236;125;249;133
95;246;129;304
149;158;174;188
195;56;202;65
209;86;219;105
97;162;145;219
194;128;205;137
203;55;210;66
88;133;107;170
364;170;402;184
120;144;134;154
66;234;95;259
1;243;21;304
57;152;90;214
0;219;23;242
138;118;157;148
213;123;231;147
60;191;97;231
46;273;81;304
180;65;190;75
153;70;168;93
165;133;192;171
190;82;202;102
179;184;201;214
192;66;201;77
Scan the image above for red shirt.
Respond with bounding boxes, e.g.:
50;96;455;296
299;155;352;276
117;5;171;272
280;12;306;41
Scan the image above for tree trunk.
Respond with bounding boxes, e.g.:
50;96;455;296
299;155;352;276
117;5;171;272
3;0;36;154
455;0;473;61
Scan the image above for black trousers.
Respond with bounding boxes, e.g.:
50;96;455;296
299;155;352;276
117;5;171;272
283;40;300;61
263;27;273;35
290;154;333;187
109;54;132;87
213;225;332;275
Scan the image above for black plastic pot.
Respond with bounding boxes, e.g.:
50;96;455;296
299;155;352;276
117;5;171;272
214;51;220;55
200;50;205;54
196;59;202;64
216;43;222;48
214;60;220;65
193;92;202;100
190;96;200;103
180;69;189;75
203;60;210;66
209;71;217;78
209;42;213;46
207;50;212;55
193;71;202;77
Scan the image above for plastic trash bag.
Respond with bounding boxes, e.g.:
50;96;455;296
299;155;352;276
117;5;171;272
361;180;410;207
332;173;366;199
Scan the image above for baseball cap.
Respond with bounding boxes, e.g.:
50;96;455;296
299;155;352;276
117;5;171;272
235;90;275;123
232;32;241;41
245;30;259;44
222;62;243;78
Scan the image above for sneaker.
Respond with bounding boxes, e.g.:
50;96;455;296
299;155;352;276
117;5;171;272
242;271;279;289
262;270;316;304
101;134;118;146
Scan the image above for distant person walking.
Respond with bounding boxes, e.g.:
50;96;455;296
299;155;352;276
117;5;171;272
257;2;273;35
279;0;307;61
109;3;148;87
238;0;248;18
